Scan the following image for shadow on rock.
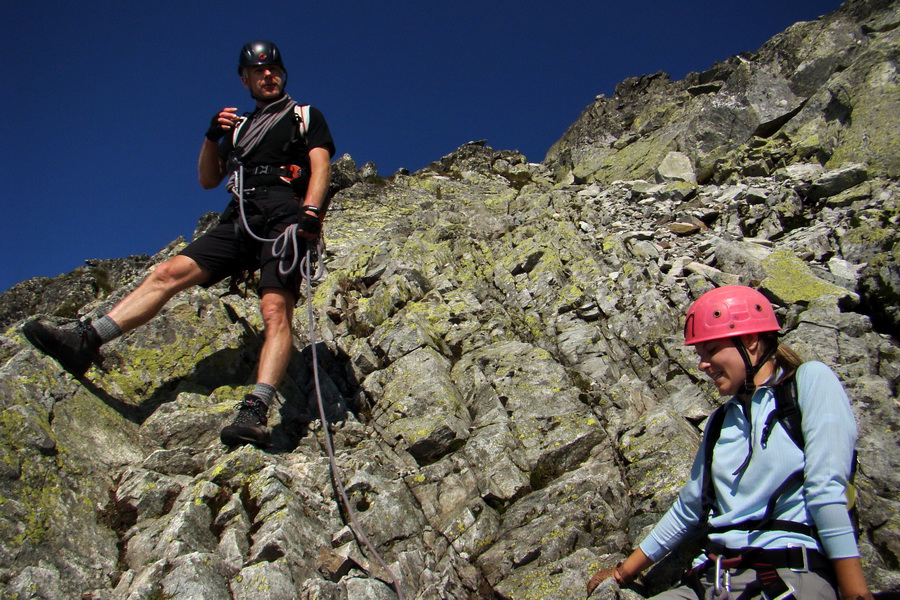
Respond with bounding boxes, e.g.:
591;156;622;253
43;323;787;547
270;342;361;452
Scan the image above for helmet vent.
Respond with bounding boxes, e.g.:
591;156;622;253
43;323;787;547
713;310;722;318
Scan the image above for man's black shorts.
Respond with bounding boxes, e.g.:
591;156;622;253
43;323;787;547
179;187;305;298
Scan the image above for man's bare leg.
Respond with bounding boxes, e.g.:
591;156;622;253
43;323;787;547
255;287;295;387
23;255;209;377
108;255;210;333
220;287;295;447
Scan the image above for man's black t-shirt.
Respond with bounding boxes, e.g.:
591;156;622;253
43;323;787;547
219;105;335;189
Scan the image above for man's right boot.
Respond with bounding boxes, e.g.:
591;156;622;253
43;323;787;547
22;319;103;378
220;395;271;447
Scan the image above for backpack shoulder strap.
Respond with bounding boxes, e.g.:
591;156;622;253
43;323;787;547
700;405;729;526
232;114;249;147
773;375;804;450
294;104;311;139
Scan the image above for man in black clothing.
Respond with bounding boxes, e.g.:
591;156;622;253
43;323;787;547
23;40;335;448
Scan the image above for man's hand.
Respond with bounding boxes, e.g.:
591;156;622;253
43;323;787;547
586;567;619;596
205;107;240;142
297;211;321;240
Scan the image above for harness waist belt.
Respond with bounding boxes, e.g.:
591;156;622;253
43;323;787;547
247;165;299;178
710;545;830;572
230;185;294;199
685;546;829;600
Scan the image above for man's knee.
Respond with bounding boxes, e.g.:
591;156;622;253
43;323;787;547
259;289;293;330
149;256;207;290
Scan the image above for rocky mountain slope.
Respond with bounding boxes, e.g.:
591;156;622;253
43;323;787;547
1;0;898;598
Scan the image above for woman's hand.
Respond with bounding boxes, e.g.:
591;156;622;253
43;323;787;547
586;566;619;596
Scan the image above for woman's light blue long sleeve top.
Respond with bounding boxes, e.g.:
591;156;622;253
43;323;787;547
639;361;859;564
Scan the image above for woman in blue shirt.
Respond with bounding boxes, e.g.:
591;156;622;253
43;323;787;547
587;286;872;600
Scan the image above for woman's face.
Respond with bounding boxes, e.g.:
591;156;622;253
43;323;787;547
694;338;748;396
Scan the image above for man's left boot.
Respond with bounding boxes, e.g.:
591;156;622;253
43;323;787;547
220;395;271;447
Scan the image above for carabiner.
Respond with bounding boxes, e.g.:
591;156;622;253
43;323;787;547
712;555;731;595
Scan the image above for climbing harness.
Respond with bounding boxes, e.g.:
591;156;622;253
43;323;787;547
227;99;321;278
301;250;405;599
683;545;831;600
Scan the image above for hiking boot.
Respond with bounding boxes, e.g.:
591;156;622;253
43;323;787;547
220;395;271;447
22;318;102;378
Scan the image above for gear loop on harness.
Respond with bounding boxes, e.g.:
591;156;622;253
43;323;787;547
685;545;826;600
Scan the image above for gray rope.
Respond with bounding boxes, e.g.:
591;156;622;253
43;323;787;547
234;164;325;280
303;249;404;600
231;96;297;169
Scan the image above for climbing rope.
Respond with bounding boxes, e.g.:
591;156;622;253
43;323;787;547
233;164;325;279
232;161;399;594
301;244;405;600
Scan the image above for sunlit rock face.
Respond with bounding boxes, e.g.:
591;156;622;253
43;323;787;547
1;1;898;598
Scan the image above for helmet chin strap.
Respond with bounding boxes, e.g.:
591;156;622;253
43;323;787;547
733;337;779;395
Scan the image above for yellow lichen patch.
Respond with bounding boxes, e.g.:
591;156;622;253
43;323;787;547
761;250;850;304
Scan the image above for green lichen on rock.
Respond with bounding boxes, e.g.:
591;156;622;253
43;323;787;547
0;408;111;561
761;249;851;305
843;222;894;250
578;133;677;185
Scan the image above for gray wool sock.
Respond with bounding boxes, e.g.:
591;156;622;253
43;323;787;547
252;383;277;407
91;315;122;344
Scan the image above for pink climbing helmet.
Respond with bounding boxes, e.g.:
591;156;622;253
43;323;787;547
683;285;781;346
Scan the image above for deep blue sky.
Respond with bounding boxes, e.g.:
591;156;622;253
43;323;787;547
1;0;843;293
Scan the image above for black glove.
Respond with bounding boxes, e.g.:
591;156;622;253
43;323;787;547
297;211;321;237
205;113;226;142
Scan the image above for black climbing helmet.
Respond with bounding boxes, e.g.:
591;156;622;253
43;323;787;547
237;40;286;76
